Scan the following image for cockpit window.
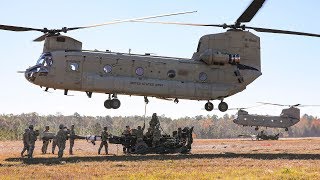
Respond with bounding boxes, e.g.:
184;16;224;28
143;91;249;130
37;53;53;67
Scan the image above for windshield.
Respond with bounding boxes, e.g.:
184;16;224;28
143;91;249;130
36;53;53;67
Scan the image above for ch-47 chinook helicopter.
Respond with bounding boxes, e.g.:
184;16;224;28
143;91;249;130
233;102;320;131
1;0;320;112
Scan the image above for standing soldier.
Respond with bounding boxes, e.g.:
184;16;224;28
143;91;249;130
136;122;145;142
69;124;75;155
98;126;109;155
21;128;29;157
26;125;39;158
52;136;57;154
56;124;68;158
41;125;50;154
152;127;161;147
122;126;131;154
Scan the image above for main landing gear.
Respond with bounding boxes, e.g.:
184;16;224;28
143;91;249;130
204;101;229;112
104;94;121;109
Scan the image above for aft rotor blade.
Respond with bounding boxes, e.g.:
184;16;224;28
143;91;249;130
0;24;43;32
236;0;266;24
69;11;197;31
131;20;224;28
246;26;320;37
299;105;320;107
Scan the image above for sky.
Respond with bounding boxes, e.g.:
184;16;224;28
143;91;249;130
0;0;319;119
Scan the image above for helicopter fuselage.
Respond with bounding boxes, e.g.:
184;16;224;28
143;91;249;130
233;107;300;129
24;30;262;110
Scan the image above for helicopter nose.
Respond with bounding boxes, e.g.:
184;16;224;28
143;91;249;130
25;68;36;82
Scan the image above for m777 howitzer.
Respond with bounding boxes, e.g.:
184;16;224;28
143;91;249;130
111;126;194;154
84;126;194;154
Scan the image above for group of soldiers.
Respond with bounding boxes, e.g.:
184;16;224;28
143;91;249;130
21;113;192;158
21;124;76;158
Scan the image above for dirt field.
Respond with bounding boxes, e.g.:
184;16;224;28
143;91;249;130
0;138;319;179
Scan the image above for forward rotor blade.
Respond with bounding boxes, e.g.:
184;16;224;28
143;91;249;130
0;24;43;32
236;0;266;24
17;71;25;73
228;104;265;110
246;26;320;37
257;102;287;107
131;20;224;27
69;11;197;31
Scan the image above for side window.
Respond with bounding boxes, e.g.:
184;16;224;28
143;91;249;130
67;61;80;72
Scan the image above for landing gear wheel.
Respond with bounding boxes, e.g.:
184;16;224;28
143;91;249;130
218;102;228;112
111;99;121;109
255;127;259;131
205;102;214;111
104;100;112;109
285;127;288;131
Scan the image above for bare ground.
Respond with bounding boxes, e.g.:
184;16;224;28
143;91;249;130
0;138;319;179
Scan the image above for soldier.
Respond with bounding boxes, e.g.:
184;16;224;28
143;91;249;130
56;124;68;158
177;128;182;139
21;128;29;157
26;125;39;158
149;113;160;128
98;126;109;155
145;127;153;138
152;127;161;147
122;126;131;153
69;124;75;155
41;125;50;154
52;136;57;154
136;122;145;142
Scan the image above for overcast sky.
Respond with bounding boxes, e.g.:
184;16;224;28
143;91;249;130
0;0;319;118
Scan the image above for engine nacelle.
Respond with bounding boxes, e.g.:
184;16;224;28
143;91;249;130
199;49;240;65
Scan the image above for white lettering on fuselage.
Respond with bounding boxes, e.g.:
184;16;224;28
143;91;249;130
130;81;164;87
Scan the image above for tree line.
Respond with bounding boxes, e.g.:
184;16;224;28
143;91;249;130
0;112;319;141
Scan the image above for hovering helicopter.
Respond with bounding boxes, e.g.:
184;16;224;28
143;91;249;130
233;102;320;131
1;0;320;112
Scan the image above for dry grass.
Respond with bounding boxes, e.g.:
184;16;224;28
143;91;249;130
0;138;320;179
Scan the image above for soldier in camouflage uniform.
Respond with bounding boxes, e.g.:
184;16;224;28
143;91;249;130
69;124;75;155
26;125;39;158
122;126;131;153
52;136;57;154
149;113;160;129
136;123;145;142
152;126;161;147
56;124;68;158
41;125;50;154
21;128;29;157
98;126;109;155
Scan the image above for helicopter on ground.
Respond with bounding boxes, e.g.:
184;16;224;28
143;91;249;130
1;0;320;112
233;102;320;131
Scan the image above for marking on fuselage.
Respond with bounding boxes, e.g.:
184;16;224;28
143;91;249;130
130;81;164;87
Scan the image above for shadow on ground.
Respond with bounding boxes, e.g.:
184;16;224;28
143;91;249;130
4;153;320;166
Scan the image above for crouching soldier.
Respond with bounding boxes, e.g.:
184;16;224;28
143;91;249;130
98;126;110;155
